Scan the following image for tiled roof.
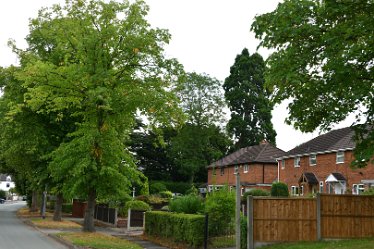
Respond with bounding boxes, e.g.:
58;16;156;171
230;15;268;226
282;127;355;158
207;143;285;168
331;172;346;181
299;172;319;185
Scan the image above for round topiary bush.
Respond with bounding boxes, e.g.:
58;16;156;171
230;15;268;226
271;182;289;197
149;182;167;194
168;194;204;214
159;190;173;199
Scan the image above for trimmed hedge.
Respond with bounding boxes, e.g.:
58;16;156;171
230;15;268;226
145;211;205;247
62;203;73;214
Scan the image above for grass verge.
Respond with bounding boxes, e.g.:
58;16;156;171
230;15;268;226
57;232;143;249
261;239;374;249
30;217;81;229
17;207;53;218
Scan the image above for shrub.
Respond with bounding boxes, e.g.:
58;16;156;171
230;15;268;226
159;191;173;199
145;211;205;247
362;188;374;196
162;181;192;195
169;195;204;214
0;190;6;199
62;203;73;214
240;216;247;249
271;182;289;197
125;200;151;211
149;182;167;194
205;187;235;236
242;189;270;200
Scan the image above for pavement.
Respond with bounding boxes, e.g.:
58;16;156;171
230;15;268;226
28;216;170;249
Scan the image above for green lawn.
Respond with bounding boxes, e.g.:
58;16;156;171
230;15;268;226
261;239;374;249
57;232;143;249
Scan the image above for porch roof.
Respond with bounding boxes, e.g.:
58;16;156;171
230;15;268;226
299;172;319;185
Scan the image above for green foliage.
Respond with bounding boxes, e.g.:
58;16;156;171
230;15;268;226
205;187;235;236
151;181;191;195
149;182;167;194
168;194;204;214
241;215;247;249
145;211;205;247
62;203;73;214
9;0;184;231
170;124;231;182
0;190;6;199
271;182;289;197
251;0;374;166
223;49;276;149
362;188;374;196
242;189;270;200
125;200;151;211
159;191;173;199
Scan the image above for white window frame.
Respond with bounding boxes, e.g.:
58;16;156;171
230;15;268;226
319;181;324;193
353;184;365;195
244;164;249;173
309;154;317;166
281;160;285;169
234;165;238;174
291;186;299;196
294;157;300;167
336;151;345;164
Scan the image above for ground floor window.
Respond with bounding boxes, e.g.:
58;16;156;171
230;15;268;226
319;181;324;193
291;186;299;196
352;184;365;195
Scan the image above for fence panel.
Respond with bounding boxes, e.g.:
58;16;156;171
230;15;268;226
321;194;374;239
252;198;317;242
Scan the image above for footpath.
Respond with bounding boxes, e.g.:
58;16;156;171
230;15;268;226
27;217;169;249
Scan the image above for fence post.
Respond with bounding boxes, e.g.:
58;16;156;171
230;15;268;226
204;214;209;249
127;208;131;230
316;193;321;240
247;196;254;249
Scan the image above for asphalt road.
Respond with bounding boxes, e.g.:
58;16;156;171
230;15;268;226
0;201;67;249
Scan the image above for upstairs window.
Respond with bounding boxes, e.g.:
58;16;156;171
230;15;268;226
336;151;345;164
220;167;225;176
309;154;317;166
294;157;300;167
234;165;238;174
281;160;285;169
243;165;249;173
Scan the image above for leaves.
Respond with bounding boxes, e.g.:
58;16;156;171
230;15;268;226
252;0;374;166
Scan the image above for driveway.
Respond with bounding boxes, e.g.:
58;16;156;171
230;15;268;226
0;201;67;249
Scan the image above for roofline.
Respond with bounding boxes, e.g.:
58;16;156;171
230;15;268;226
206;161;278;168
276;147;355;161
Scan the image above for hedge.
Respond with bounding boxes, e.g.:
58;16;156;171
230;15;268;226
145;211;205;247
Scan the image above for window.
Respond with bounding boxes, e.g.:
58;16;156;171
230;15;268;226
291;186;299;196
244;164;249;173
300;186;304;196
220;167;225;176
234;165;238;174
281;160;285;169
336;151;345;164
294;157;300;167
212;168;216;176
353;184;365;195
319;181;324;193
309;154;317;166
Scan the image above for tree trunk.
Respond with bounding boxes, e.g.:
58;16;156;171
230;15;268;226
83;188;96;232
30;191;38;212
53;193;63;221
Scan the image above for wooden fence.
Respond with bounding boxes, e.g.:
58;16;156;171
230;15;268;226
247;194;374;249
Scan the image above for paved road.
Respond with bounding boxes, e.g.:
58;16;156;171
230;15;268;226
0;201;67;249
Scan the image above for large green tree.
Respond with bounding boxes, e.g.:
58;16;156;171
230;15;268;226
12;0;183;231
223;49;276;150
170;72;231;183
251;0;373;166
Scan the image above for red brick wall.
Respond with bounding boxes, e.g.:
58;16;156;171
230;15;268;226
207;163;278;186
279;150;374;194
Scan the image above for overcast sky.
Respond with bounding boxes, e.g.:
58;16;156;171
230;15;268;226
0;0;354;151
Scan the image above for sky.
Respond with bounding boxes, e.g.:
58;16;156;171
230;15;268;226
0;0;355;151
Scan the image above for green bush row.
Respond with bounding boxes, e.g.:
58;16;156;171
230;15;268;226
145;211;205;247
149;181;193;195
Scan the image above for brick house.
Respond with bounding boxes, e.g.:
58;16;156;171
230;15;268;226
277;127;374;196
207;141;285;195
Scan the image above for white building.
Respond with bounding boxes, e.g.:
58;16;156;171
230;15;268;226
0;174;16;199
